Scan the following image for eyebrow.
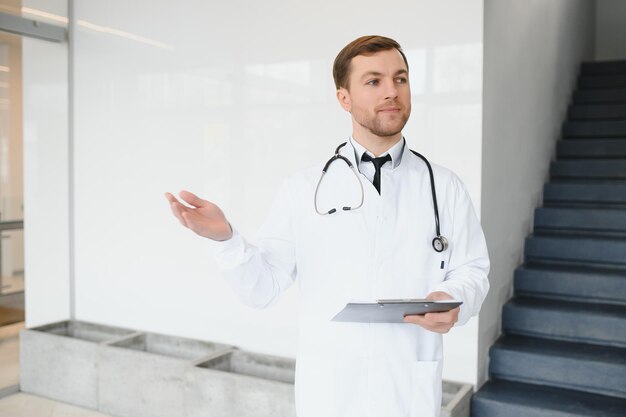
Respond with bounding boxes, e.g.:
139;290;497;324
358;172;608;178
360;69;408;80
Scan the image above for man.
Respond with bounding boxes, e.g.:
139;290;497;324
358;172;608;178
166;35;489;417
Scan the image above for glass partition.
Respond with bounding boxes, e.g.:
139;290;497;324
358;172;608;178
0;28;23;304
0;0;20;18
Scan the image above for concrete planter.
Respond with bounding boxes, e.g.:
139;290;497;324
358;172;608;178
442;381;473;417
20;321;473;417
19;320;134;409
98;332;231;417
186;349;296;417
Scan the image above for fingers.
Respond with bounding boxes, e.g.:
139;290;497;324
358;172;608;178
404;314;446;332
403;307;459;334
179;190;207;208
165;192;189;227
403;315;452;333
403;313;451;326
170;202;189;227
165;191;208;229
403;314;427;326
406;291;457;333
164;192;177;203
424;309;458;324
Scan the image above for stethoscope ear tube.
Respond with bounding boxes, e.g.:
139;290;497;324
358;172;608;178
314;143;364;215
315;142;449;253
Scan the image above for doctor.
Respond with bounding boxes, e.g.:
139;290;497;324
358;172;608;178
166;35;489;417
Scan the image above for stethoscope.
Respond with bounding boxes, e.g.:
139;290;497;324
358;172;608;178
314;142;449;253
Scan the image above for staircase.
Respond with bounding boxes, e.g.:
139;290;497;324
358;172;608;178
471;60;626;416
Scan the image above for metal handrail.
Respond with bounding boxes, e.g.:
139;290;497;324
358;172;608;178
0;12;66;42
0;220;23;232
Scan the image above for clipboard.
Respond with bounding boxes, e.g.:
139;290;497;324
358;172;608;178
331;299;462;323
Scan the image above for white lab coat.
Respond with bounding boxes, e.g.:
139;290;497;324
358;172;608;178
210;142;490;417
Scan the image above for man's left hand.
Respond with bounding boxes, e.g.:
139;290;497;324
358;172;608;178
403;291;459;334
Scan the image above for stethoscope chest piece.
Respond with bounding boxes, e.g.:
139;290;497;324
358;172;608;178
432;235;448;253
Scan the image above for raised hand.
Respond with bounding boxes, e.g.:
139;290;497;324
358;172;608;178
402;291;459;333
165;190;233;241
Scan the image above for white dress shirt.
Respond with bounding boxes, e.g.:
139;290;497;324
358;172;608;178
349;136;405;185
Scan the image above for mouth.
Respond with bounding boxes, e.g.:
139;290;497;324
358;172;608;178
377;107;401;113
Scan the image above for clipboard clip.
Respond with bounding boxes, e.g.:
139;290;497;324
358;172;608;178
376;298;432;305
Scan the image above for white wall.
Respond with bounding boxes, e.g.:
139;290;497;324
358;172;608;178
22;0;70;326
480;0;595;386
595;0;626;60
19;0;485;385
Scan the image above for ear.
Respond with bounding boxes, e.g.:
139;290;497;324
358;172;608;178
336;87;352;113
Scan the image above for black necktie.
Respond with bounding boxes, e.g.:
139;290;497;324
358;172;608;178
361;153;391;194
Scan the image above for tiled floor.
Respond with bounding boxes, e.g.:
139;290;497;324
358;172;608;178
0;322;115;417
0;393;113;417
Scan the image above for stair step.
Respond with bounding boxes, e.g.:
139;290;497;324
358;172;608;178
557;139;626;158
489;335;626;398
471;380;626;417
502;296;626;347
563;121;626;138
581;60;626;76
524;234;626;267
579;74;626;89
534;207;626;235
515;264;626;305
573;89;626;104
544;182;626;206
569;104;626;120
550;160;626;180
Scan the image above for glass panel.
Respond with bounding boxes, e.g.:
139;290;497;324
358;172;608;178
0;0;21;18
1;229;23;294
0;30;23;223
0;28;23;302
0;0;67;394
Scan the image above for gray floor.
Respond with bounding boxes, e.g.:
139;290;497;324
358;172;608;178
0;322;114;417
0;322;22;388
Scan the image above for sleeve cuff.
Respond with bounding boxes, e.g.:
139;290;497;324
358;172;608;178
431;283;470;327
206;225;245;256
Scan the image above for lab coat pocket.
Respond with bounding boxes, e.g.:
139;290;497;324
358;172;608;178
410;359;442;417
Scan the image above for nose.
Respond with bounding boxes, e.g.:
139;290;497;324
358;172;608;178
383;79;398;100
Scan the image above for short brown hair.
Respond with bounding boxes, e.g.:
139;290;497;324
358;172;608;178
333;35;409;90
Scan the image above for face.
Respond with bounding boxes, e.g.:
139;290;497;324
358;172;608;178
337;49;411;138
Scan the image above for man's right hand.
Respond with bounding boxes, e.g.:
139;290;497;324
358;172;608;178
165;191;233;241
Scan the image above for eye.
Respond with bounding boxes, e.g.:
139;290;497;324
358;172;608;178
395;77;407;84
366;79;379;86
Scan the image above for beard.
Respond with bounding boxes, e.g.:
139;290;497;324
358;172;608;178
352;103;411;137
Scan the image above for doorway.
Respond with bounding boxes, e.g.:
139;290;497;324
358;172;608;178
0;1;67;392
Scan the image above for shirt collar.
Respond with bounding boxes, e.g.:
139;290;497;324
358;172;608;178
348;136;405;169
